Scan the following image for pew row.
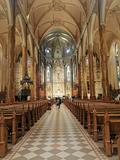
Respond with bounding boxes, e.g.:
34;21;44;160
0;100;49;157
104;112;120;158
64;100;120;159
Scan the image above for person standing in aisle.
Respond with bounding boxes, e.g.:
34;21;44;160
56;97;61;109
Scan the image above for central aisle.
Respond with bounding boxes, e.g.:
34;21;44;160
4;104;108;160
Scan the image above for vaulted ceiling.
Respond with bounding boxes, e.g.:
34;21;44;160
0;0;120;58
27;0;86;42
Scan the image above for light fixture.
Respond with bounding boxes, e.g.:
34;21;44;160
66;48;70;54
45;48;50;54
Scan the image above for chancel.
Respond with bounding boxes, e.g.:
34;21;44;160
0;0;120;160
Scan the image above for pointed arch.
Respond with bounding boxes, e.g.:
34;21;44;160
5;0;13;26
88;13;97;46
17;14;26;47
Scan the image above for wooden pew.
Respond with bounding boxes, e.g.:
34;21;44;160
0;114;7;157
0;107;17;145
0;100;48;157
1;105;26;139
64;99;120;159
76;101;120;142
104;112;120;158
117;136;120;160
65;100;120;139
91;108;120;142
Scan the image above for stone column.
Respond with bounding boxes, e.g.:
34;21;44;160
71;59;74;97
78;63;82;99
39;54;42;98
5;47;8;92
88;44;95;99
51;65;53;98
2;57;5;91
3;55;8;92
22;45;27;77
31;43;35;100
6;0;16;104
33;61;37;100
36;63;40;99
99;25;109;100
44;62;46;99
36;52;41;100
82;57;88;99
64;65;66;96
0;52;2;92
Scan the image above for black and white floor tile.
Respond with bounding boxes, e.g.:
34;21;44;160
2;104;111;160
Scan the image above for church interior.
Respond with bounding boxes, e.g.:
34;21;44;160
0;0;120;159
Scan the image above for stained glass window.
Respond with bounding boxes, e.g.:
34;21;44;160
67;65;71;81
73;63;77;82
46;66;50;82
115;43;120;88
41;64;44;84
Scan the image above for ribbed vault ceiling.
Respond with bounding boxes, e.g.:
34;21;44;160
0;0;120;56
28;0;86;42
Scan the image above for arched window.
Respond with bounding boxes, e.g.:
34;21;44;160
73;63;75;82
67;65;71;81
46;66;50;82
73;63;77;82
115;43;120;88
41;64;44;84
0;44;2;91
0;43;7;92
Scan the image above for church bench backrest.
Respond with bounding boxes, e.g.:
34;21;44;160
104;112;120;158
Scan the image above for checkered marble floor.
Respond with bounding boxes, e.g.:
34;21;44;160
3;104;109;160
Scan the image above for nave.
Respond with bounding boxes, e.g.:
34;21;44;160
2;104;107;160
0;0;120;159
